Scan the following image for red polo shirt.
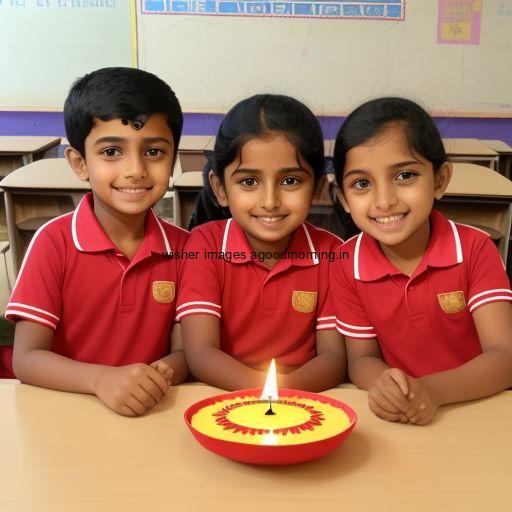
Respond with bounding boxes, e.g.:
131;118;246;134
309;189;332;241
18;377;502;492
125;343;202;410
6;193;188;366
330;210;512;378
176;219;341;367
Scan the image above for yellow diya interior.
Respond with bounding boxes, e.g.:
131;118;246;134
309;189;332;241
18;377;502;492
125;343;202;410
192;394;351;446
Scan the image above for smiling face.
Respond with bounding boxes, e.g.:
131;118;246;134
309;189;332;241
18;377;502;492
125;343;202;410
338;124;451;258
66;113;174;226
211;133;315;255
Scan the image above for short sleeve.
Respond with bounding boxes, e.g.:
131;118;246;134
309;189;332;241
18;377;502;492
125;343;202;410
175;228;223;321
316;237;341;331
466;235;512;313
5;227;64;330
329;248;377;339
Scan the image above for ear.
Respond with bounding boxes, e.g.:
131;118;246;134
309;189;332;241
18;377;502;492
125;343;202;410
433;162;453;200
65;146;89;181
208;170;229;208
332;182;351;213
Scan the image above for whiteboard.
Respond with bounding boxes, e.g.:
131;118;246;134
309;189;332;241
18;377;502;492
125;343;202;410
0;0;135;110
137;0;512;116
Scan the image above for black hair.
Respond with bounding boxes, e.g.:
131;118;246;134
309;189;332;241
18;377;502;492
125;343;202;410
188;94;325;229
211;94;325;182
64;67;183;157
333;97;446;186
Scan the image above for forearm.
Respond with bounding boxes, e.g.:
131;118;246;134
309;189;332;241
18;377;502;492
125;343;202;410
420;348;512;406
158;350;189;384
282;352;346;392
186;347;265;391
13;349;105;395
349;355;390;390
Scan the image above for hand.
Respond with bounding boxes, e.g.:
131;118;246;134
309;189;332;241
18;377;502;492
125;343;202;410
404;377;439;426
151;358;174;387
368;368;411;423
93;364;169;417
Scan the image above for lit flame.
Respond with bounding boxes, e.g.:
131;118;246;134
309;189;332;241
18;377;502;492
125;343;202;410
260;358;279;402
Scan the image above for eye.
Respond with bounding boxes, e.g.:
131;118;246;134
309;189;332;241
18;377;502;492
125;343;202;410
240;177;258;188
146;147;165;158
395;171;417;182
352;178;371;190
102;147;121;158
282;176;300;186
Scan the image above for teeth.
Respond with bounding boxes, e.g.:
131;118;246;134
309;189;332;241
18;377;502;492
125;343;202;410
116;188;148;194
374;214;405;224
256;216;284;224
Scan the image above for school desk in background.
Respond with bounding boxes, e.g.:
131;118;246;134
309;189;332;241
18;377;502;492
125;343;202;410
443;138;499;170
0;158;90;282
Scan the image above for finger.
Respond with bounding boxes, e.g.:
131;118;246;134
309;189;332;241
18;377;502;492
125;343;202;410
369;397;401;422
389;368;409;396
118;404;137;417
125;395;147;416
147;367;170;396
416;413;435;426
132;386;158;409
140;377;164;403
379;379;411;413
370;388;402;415
399;414;408;423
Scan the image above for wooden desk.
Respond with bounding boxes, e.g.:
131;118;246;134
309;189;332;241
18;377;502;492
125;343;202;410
0;382;511;511
0;136;62;177
480;139;512;179
0;158;90;278
443;138;499;170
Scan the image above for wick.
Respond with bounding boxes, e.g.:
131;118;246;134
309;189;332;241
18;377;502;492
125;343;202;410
265;396;276;416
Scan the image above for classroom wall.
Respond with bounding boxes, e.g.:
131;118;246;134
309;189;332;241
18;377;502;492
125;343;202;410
0;111;511;146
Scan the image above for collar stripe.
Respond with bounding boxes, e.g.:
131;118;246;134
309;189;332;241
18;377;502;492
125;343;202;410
71;195;86;252
221;218;232;254
302;224;319;265
152;210;171;254
354;232;363;280
448;220;463;263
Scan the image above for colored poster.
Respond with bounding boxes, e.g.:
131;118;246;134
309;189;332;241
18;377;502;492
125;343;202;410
142;0;406;20
437;0;482;44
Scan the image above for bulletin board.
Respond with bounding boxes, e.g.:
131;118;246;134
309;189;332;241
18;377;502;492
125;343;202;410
0;0;136;110
137;0;512;116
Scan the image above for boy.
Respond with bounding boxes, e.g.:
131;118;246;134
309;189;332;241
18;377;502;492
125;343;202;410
7;67;189;416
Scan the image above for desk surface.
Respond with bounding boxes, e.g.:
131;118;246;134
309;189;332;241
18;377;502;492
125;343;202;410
0;158;89;191
0;136;61;155
1;382;511;512
445;163;512;198
443;138;498;158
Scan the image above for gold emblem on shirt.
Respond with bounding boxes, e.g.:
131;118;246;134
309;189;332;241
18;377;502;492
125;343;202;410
437;291;466;314
292;291;317;313
152;281;175;304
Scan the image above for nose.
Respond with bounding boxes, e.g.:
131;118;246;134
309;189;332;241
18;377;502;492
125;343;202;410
260;183;281;211
125;154;147;179
374;182;398;211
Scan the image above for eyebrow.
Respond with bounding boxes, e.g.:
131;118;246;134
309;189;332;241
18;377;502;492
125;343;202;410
93;136;173;146
343;160;420;180
230;166;310;177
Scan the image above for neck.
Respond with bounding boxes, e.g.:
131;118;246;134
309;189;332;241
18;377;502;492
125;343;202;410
379;219;430;276
93;201;147;260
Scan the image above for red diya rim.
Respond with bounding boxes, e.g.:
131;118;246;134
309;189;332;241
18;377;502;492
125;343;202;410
184;387;357;465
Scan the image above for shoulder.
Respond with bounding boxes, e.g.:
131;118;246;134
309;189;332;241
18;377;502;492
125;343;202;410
155;216;190;250
304;222;344;250
190;219;229;241
30;211;74;248
452;219;498;258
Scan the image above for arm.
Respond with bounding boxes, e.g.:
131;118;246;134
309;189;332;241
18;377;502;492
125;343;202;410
347;337;410;422
419;302;512;406
13;321;169;417
182;315;266;390
151;323;189;385
281;329;346;392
